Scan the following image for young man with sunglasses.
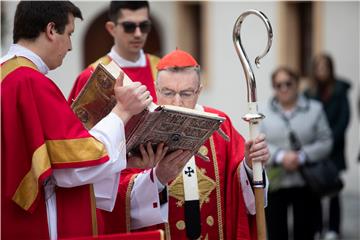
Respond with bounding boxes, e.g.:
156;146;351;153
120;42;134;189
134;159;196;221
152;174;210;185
68;1;159;103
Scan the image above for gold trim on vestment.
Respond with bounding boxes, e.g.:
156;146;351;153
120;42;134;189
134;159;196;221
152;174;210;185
198;145;209;156
46;138;107;165
176;220;186;230
166;139;221;239
3;56;108;211
126;174;138;232
12;137;108;211
147;54;160;81
1;56;37;82
206;215;214;226
12;144;51;210
168;167;215;208
158;229;165;240
90;184;98;236
210;136;224;239
164;222;171;240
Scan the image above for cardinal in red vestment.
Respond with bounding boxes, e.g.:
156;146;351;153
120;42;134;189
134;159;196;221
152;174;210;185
70;49;270;240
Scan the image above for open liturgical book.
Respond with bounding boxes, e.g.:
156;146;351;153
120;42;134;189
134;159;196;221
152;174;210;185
71;61;228;160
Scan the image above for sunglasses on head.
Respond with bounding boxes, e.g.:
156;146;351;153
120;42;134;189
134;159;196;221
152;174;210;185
117;20;152;34
274;80;294;90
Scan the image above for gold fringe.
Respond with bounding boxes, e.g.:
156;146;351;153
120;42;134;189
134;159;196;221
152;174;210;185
12;144;51;210
90;184;98;236
164;223;171;240
210;136;224;239
126;174;138;232
147;54;160;81
46;138;107;165
1;56;37;82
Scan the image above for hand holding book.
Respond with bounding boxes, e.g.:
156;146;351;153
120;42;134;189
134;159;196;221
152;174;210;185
112;72;152;124
126;142;168;169
71;61;227;161
155;149;193;185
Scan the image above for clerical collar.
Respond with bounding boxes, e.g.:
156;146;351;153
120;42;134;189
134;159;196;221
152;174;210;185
1;44;49;75
108;46;146;67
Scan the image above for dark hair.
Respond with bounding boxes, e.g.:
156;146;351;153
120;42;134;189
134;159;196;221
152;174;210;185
312;53;335;83
13;1;83;43
108;1;149;22
271;66;299;86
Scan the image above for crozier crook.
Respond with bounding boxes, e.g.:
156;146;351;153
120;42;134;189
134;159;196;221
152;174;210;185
233;9;273;240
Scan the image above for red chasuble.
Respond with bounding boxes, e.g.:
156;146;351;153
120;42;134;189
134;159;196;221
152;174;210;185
100;107;257;240
68;54;159;105
1;57;111;239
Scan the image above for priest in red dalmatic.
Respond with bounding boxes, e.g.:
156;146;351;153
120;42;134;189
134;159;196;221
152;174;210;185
68;1;159;104
1;2;161;239
96;50;270;240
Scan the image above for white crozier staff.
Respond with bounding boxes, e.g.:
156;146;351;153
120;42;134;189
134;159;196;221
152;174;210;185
233;9;273;240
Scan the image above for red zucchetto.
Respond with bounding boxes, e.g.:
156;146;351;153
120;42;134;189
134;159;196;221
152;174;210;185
156;49;199;70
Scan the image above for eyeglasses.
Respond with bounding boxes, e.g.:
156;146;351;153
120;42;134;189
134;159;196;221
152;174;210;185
158;88;199;100
274;80;294;90
117;20;152;34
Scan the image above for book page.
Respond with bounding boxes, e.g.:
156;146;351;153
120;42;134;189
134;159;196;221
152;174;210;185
161;105;223;119
105;61;132;86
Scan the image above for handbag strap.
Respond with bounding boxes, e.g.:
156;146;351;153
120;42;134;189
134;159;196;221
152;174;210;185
274;107;302;151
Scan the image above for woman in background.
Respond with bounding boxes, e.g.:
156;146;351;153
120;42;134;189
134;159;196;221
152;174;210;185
261;67;332;240
306;53;351;240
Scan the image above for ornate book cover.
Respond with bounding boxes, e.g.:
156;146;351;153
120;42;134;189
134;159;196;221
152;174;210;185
125;105;225;156
71;61;225;156
71;63;118;130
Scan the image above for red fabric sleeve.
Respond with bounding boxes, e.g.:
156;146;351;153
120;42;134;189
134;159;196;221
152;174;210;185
2;65;108;212
1;60;109;238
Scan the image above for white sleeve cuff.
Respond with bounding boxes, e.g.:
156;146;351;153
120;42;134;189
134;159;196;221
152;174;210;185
91;112;126;211
156;175;166;192
89;112;126;169
53;112;126;211
243;159;253;178
239;161;268;215
130;170;168;229
94;173;120;211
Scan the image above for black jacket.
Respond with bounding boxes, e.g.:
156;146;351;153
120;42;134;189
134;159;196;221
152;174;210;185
306;79;351;170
